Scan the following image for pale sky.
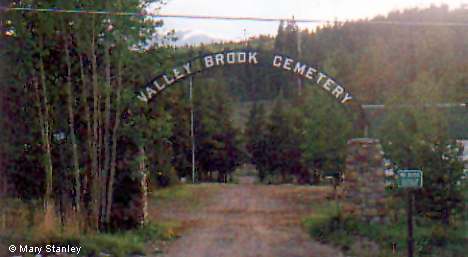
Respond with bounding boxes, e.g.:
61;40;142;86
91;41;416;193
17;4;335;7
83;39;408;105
150;0;467;41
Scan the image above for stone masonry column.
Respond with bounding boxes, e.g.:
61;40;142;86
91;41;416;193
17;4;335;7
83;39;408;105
342;138;387;223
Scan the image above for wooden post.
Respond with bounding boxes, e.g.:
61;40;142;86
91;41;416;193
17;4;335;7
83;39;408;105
405;156;414;257
407;190;414;257
190;76;196;184
295;18;303;95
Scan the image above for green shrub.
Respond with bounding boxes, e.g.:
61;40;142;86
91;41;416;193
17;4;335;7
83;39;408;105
304;201;466;257
80;233;145;257
6;222;177;257
430;224;448;246
303;202;341;241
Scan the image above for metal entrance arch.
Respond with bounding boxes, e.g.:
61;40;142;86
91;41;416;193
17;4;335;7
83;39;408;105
135;49;369;135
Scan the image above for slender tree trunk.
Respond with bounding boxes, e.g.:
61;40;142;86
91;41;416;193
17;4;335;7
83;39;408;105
33;52;54;209
37;38;54;209
101;42;112;226
0;141;5;228
74;12;94;224
1;175;5;230
62;24;81;213
79;54;94;204
90;23;100;229
138;146;148;225
96;95;103;225
105;59;123;224
0;15;5;230
32;71;46;155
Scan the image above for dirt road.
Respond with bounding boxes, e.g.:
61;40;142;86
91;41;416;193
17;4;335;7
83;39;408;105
151;177;343;257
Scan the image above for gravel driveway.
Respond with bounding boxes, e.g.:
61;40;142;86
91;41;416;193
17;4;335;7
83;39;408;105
152;177;343;257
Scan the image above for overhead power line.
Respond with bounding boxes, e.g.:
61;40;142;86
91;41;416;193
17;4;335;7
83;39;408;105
362;103;467;110
2;6;468;27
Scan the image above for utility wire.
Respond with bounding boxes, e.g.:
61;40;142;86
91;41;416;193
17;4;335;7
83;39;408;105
362;103;467;109
2;6;468;27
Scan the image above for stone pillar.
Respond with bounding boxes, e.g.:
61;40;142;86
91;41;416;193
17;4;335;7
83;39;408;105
343;138;387;223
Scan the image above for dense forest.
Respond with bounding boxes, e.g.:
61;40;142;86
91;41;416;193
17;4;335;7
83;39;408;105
192;6;467;103
0;2;466;252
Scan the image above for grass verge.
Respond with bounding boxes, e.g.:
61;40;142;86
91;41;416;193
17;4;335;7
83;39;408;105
1;221;178;257
1;184;198;257
303;201;466;257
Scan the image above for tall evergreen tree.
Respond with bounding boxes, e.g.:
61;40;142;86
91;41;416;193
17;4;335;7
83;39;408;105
245;102;269;181
194;80;242;182
301;89;353;184
380;74;465;225
265;95;304;183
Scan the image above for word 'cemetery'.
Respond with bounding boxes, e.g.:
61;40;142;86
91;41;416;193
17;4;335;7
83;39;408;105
137;50;353;104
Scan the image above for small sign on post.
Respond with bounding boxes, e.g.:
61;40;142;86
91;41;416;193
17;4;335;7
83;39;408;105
397;170;423;188
397;169;423;257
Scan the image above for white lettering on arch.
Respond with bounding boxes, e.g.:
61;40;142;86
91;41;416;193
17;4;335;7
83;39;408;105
173;68;184;80
182;63;192;74
293;62;307;76
138;51;355;105
322;79;335;92
238;52;246;63
137;92;148;102
204;56;214;68
273;55;283;67
215;54;225;66
248;52;258;64
332;85;344;99
341;93;353;104
226;52;236;64
153;80;165;91
163;75;174;85
316;72;326;84
283;58;293;71
146;87;158;99
305;67;317;79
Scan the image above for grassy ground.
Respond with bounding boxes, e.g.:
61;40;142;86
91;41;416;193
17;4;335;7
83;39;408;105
148;183;221;218
303;201;466;257
2;221;179;257
0;184;213;257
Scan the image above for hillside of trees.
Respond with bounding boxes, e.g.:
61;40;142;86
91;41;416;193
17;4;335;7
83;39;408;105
195;5;467;104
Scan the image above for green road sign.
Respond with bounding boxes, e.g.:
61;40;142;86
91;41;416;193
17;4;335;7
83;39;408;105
397;170;423;188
